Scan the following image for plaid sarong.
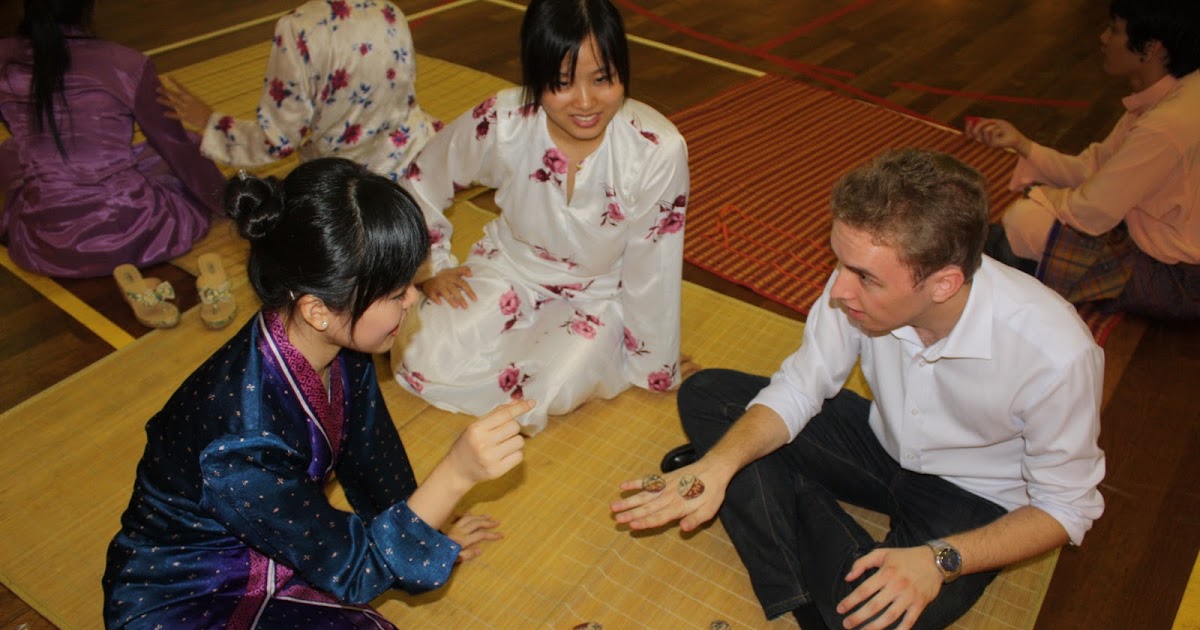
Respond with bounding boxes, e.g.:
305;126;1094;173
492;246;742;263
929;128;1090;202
1037;221;1136;304
1038;221;1200;318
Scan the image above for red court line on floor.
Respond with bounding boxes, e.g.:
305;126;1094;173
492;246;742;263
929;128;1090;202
612;0;938;123
753;0;879;53
892;82;1092;108
611;0;854;79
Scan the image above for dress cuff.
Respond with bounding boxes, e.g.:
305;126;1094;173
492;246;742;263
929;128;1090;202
373;502;460;594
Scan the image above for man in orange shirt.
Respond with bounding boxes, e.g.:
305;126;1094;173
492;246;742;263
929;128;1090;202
968;0;1199;319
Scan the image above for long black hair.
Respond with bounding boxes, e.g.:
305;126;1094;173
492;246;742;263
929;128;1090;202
224;158;431;330
17;0;95;157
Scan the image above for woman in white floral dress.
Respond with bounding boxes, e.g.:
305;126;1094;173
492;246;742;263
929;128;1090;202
159;0;437;181
393;0;690;435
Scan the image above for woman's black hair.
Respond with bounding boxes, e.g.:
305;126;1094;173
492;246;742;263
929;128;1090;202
1111;0;1200;77
16;0;95;157
224;158;431;329
520;0;630;108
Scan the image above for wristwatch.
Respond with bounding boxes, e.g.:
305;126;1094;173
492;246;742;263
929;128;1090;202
926;539;962;584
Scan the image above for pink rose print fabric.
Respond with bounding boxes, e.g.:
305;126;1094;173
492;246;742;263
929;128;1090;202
530;148;569;187
499;288;524;333
199;0;436;182
497;364;532;401
394;88;689;435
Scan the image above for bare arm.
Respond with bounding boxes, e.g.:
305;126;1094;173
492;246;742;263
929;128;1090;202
948;505;1068;574
611;403;790;532
838;507;1068;630
407;400;533;530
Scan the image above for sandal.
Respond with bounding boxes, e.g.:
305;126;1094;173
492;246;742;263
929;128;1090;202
113;264;180;329
196;253;237;330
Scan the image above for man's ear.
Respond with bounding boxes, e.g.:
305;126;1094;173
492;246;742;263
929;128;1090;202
296;294;332;332
1142;39;1167;65
927;266;966;304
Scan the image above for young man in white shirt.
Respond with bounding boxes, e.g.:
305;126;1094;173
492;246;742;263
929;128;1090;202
611;149;1106;630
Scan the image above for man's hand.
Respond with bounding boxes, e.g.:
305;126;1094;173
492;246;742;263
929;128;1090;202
610;459;732;532
836;546;943;630
420;266;477;309
964;117;1033;158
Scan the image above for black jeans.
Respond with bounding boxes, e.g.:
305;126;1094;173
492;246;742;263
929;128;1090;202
679;369;1008;629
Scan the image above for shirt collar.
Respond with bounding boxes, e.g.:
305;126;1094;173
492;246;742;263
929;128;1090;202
890;261;993;361
1122;74;1177;115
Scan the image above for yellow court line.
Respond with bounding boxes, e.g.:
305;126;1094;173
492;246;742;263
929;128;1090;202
1173;551;1200;630
482;0;763;77
143;0;483;57
0;248;134;350
144;11;291;57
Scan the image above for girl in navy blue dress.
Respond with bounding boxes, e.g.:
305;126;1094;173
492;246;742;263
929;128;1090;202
102;157;531;628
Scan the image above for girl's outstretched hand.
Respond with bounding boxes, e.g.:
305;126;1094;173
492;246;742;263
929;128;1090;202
444;513;504;562
408;400;532;530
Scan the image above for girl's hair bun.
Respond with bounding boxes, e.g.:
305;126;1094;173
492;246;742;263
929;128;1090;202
224;170;285;241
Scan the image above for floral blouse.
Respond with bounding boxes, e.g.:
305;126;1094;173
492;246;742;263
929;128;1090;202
200;0;437;180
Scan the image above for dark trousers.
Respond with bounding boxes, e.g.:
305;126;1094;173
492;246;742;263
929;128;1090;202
678;369;1008;629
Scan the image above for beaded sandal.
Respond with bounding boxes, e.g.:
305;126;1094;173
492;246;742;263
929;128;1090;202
196;253;237;330
113;264;180;329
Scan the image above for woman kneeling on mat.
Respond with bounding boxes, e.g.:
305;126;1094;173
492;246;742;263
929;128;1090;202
103;158;530;628
393;0;694;436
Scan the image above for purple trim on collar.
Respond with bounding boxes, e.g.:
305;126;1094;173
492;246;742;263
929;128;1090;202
259;311;346;476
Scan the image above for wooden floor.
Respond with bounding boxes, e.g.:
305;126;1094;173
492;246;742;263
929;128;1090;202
1;1;1196;628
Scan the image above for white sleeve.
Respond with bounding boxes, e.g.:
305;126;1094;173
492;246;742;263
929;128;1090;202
749;271;864;441
400;95;505;274
619;134;689;391
200;16;315;167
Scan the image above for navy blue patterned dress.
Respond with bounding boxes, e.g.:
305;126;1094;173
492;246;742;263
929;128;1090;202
103;310;459;628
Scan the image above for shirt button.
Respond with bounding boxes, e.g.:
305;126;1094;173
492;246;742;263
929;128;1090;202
910;408;919;415
905;452;917;460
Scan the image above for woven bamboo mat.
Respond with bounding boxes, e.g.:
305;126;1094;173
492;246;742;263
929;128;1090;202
670;74;1122;346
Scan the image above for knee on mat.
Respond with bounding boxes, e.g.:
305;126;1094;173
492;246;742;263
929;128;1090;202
678;367;746;397
1000;202;1054;261
677;368;749;445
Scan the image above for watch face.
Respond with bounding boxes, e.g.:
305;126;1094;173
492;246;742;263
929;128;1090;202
938;547;962;573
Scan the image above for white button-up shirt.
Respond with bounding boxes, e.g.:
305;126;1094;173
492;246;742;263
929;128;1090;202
750;257;1106;545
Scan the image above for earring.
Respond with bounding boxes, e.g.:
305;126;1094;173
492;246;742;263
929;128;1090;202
321;321;329;330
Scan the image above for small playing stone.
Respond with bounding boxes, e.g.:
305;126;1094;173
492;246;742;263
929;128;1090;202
710;621;731;630
572;623;602;630
643;473;666;493
679;474;706;499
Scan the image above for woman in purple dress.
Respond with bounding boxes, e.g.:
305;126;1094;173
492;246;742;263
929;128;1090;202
103;158;532;628
0;0;224;278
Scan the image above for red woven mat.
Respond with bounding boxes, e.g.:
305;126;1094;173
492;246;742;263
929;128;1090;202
672;75;1121;345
